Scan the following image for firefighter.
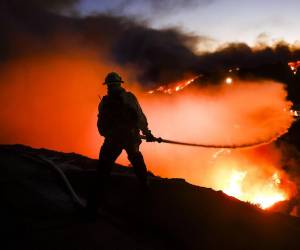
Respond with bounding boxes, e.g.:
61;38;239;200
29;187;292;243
86;72;155;216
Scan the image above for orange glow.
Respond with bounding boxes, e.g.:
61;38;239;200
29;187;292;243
210;145;295;209
225;77;233;85
0;51;131;157
222;170;287;209
138;81;295;209
0;53;296;210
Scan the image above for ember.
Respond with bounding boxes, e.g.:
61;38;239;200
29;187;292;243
288;60;300;75
225;77;233;85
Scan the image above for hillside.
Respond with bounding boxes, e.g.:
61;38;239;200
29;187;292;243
1;144;300;250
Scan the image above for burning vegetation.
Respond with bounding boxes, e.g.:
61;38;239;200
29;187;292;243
223;170;286;209
288;60;300;75
147;75;200;94
139;78;297;211
212;151;295;210
132;75;299;210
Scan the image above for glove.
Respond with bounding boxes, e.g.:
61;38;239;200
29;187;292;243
144;130;156;142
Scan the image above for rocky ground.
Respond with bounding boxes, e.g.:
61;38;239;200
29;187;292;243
1;144;300;250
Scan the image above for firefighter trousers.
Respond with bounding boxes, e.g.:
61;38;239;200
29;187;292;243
86;137;148;215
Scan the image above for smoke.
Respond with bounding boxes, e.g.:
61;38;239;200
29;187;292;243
0;0;202;85
2;0;300;88
135;80;293;178
198;42;300;72
0;51;294;168
135;84;296;209
90;0;213;17
140;81;293;146
1;0;300;210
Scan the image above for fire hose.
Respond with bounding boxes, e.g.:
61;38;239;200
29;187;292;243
141;134;285;149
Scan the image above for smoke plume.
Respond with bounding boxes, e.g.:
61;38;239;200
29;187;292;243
1;0;300;87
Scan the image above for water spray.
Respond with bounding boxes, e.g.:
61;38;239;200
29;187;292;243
141;110;300;149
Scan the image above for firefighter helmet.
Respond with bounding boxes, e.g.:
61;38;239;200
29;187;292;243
103;72;124;85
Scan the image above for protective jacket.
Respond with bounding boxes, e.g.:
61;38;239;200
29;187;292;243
97;85;149;140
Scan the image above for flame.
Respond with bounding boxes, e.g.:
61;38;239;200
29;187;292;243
228;67;240;73
288;60;300;75
290;110;300;117
223;170;247;198
147;75;200;94
251;172;286;209
218;166;289;209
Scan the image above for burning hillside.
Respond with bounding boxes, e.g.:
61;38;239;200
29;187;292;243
139;78;297;211
0;52;299;212
1;0;300;216
211;148;296;210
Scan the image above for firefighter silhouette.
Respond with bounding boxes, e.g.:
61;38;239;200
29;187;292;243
86;72;155;216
